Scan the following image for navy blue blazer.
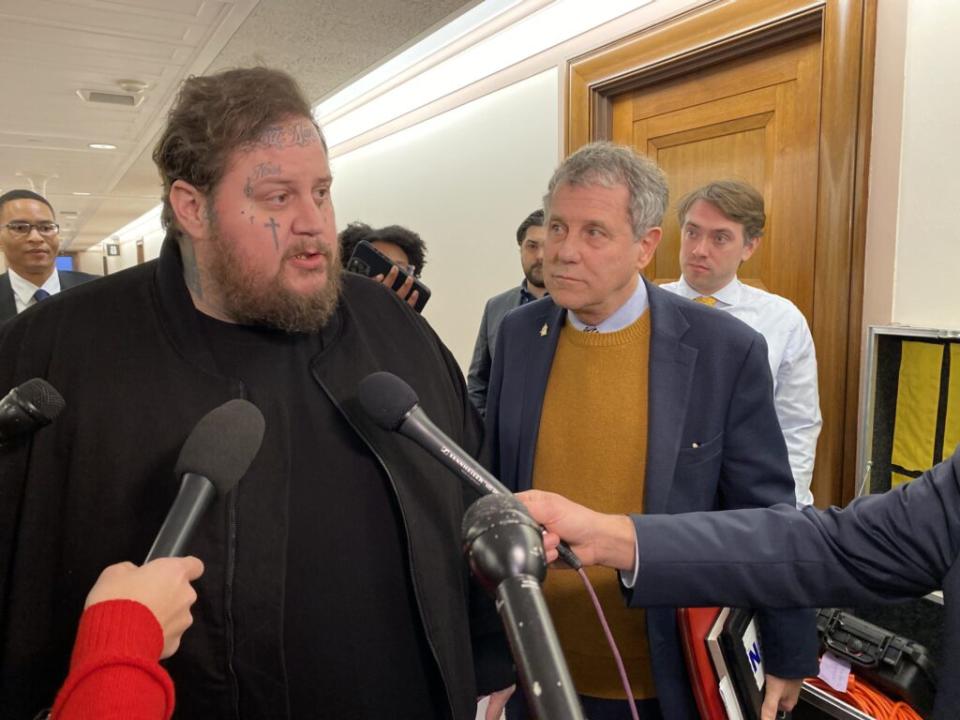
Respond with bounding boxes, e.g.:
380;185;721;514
0;270;98;323
484;277;819;718
631;447;960;720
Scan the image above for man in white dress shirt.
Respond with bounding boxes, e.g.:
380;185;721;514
0;189;97;323
661;180;821;506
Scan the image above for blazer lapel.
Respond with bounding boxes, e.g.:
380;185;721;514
516;303;565;491
644;279;698;514
0;274;16;323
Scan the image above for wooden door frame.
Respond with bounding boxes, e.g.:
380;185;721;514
565;0;876;505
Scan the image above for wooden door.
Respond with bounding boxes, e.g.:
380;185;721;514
565;0;877;506
614;35;820;317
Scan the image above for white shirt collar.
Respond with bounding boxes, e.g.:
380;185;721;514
567;277;648;332
675;275;741;307
8;267;60;312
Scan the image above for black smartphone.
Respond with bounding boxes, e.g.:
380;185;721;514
346;239;431;313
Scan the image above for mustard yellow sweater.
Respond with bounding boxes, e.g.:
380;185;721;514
534;313;655;699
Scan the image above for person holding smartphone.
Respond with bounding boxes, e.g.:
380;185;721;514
340;222;430;310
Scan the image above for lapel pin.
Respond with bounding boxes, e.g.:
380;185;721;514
539;323;549;337
691;442;699;449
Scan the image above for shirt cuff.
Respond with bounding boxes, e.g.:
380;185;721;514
618;532;641;588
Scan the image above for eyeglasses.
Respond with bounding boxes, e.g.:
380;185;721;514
1;221;60;238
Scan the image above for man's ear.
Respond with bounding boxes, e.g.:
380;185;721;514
741;236;761;263
169;180;211;242
636;227;663;271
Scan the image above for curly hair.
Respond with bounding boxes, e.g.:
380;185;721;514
366;225;427;277
338;221;373;268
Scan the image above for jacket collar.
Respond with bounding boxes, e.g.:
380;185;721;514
153;236;224;376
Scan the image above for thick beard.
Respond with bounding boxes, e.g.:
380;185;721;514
205;224;342;333
524;263;545;289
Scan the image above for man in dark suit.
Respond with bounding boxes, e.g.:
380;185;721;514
485;142;817;719
467;209;547;415
0;189;97;323
520;445;960;720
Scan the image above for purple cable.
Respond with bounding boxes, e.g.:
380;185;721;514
576;566;641;720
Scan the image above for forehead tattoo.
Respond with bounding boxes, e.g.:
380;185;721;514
251;122;321;150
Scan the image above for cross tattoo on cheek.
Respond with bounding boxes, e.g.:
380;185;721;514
264;217;280;251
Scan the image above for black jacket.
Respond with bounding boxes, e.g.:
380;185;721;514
0;269;98;324
0;239;511;719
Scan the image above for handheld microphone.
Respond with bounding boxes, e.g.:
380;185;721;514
0;378;65;447
145;399;265;562
357;371;582;569
463;493;584;720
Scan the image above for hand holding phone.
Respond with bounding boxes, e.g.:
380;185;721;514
347;240;432;313
376;265;422;310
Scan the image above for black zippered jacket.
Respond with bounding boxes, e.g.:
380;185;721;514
0;238;512;719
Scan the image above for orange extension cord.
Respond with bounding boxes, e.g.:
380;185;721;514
806;674;923;720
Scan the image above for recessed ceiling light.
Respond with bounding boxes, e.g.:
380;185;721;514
88;143;117;150
72;191;91;196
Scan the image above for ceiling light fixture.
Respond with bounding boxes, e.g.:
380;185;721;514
72;191;91;196
88;143;117;150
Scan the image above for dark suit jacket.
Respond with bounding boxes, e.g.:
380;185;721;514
631;447;960;719
485;277;818;718
0;270;98;323
467;285;522;415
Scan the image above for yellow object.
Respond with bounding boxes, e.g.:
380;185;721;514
693;295;717;306
534;313;655;700
943;344;960;461
890;342;943;486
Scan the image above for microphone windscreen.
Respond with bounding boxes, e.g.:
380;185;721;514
174;399;265;495
461;492;537;545
17;378;65;421
358;371;419;431
462;493;546;588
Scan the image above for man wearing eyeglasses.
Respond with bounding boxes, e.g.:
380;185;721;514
0;189;97;323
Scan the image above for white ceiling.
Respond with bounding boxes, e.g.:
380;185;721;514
0;0;477;251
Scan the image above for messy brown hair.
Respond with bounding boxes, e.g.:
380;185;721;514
676;180;765;242
153;66;321;243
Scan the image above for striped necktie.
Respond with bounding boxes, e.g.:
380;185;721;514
583;325;599;333
694;295;717;307
33;288;51;303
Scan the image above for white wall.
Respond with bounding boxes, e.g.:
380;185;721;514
75;224;165;276
331;69;559;370
888;0;960;329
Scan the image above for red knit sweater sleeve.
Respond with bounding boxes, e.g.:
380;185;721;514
51;599;175;720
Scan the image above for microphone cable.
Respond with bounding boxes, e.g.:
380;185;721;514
574;566;641;720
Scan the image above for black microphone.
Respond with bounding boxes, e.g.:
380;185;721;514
0;378;65;447
357;371;582;569
463;493;584;720
145;399;265;562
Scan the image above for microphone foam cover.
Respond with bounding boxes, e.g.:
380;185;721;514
462;493;546;588
174;399;265;496
358;371;419;431
461;492;538;546
17;378;65;421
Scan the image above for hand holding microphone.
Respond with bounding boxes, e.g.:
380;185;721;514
517;489;639;572
463;493;584;720
85;557;205;659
